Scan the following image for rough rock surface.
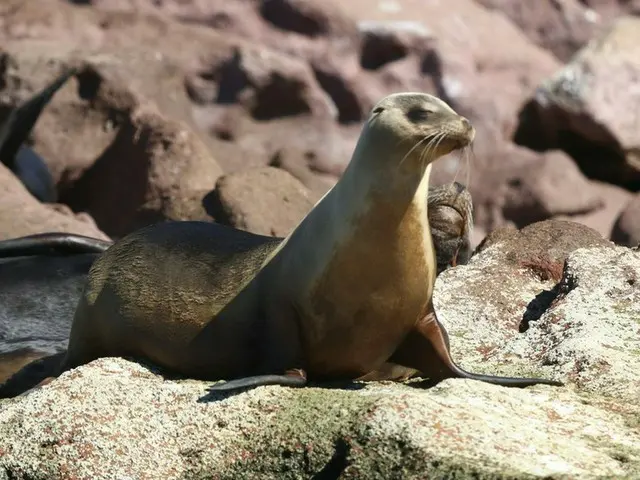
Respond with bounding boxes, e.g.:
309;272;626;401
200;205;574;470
63;103;223;238
0;220;639;478
611;192;640;247
435;220;639;397
0;163;108;240
210;166;315;237
0;0;575;243
0;0;635;245
476;0;603;62
515;16;640;189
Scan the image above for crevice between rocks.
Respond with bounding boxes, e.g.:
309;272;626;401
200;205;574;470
311;68;362;124
311;437;350;480
513;99;640;191
260;0;327;37
520;260;578;332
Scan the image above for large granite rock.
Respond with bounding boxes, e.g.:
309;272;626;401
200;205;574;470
1;220;638;478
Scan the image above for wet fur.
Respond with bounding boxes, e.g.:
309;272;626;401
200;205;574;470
0;233;112;258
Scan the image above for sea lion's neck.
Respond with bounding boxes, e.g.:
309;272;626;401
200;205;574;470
265;137;436;293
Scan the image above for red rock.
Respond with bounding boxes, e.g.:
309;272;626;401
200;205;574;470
62;102;222;238
557;180;632;241
502;150;604;227
476;0;602;61
514;16;640;188
210;166;314;237
0;163;109;240
610;192;640;246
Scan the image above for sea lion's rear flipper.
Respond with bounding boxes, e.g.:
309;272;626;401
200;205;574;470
0;351;65;398
388;305;563;388
0;68;77;167
207;368;307;392
0;232;113;258
0;68;77;203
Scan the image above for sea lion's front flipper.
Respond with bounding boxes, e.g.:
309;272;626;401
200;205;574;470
207;368;307;392
0;352;65;398
388;305;563;388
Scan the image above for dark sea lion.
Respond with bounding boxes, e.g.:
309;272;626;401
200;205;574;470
0;253;99;364
0;232;112;258
0;68;77;203
0;92;562;398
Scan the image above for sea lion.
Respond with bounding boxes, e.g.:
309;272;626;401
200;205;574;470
0;68;77;203
0;232;112;258
0;185;470;389
428;181;473;272
0;253;99;353
0;92;562;398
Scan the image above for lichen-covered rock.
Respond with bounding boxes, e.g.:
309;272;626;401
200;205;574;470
0;357;638;479
0;219;639;478
435;220;640;402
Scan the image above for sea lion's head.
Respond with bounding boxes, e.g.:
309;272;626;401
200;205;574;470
362;92;475;170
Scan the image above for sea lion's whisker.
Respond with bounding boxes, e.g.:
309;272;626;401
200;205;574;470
399;134;430;167
423;131;446;170
464;145;474;190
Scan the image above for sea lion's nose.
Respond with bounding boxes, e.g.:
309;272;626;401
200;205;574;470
461;117;475;141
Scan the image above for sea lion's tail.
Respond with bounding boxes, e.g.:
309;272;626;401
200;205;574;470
0;352;65;398
0;233;113;258
207;369;308;392
450;365;564;388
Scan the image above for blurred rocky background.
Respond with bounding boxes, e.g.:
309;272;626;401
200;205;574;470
1;0;640;249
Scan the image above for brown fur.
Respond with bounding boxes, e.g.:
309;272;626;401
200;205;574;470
0;93;562;398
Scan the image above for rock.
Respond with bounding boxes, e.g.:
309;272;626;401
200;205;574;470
559;179;633;240
1;221;639;478
472;219;611;280
501;149;604;227
514;16;640;189
212;44;337;121
83;0;560;169
63;102;222;238
209;166;315;237
0;0;574;239
269;146;337;202
579;0;640;21
259;0;355;38
0;163;108;240
476;0;603;61
435;220;640;399
611;192;640;247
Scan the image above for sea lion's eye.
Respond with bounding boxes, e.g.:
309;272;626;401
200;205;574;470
372;106;384;114
407;108;433;122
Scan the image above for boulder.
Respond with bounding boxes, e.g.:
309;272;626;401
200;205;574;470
0;163;108;240
0;219;638;478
